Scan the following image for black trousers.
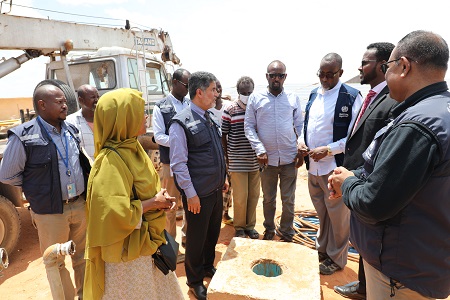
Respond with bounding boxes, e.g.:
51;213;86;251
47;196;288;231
358;256;367;293
182;189;222;286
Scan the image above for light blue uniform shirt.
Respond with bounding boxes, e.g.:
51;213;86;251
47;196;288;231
244;89;304;166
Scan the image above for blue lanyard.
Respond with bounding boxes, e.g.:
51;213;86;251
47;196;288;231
37;117;71;176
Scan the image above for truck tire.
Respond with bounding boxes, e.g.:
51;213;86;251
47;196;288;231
0;196;21;254
34;79;78;115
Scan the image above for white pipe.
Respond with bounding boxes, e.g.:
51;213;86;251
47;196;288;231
0;248;8;275
42;240;76;300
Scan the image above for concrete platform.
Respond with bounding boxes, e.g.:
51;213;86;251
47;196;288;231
208;237;321;300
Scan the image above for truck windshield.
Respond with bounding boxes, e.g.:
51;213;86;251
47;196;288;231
127;58;169;95
52;60;117;91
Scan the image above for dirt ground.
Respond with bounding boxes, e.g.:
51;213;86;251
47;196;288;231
0;165;442;299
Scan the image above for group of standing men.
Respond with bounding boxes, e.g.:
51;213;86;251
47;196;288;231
0;29;449;300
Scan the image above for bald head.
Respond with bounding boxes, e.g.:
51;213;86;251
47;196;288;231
33;85;63;113
267;60;286;73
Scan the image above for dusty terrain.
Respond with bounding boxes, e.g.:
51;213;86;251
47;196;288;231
0;165;412;299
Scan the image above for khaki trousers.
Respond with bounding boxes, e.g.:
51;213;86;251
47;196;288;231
161;163;186;242
363;260;435;300
230;171;260;231
30;197;86;300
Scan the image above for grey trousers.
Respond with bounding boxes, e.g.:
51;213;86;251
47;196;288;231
308;171;349;269
260;162;297;238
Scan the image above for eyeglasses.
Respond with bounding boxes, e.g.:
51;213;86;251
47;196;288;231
361;60;378;66
380;56;418;74
317;70;340;79
267;73;286;79
380;58;401;74
176;79;189;88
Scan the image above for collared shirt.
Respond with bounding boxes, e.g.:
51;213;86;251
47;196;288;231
152;93;190;147
66;109;95;160
302;81;362;176
368;81;387;104
244;89;303;166
169;102;207;198
0;117;84;199
209;99;232;127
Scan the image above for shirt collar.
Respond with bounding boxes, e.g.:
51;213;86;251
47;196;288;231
318;80;342;95
371;81;387;96
38;116;67;134
266;87;285;98
190;102;206;117
169;93;189;104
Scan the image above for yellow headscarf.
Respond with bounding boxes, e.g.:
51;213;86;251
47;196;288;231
84;88;166;300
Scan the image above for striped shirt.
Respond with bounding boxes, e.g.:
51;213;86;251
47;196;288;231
222;100;259;172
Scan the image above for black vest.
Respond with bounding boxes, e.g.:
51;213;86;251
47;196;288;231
8;119;83;214
155;97;178;164
303;84;359;168
169;108;226;198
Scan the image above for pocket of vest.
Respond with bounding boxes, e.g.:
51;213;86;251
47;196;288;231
191;124;212;147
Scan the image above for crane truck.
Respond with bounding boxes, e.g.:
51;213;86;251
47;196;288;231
0;12;181;255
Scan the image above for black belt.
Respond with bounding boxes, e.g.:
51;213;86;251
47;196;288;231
63;193;84;204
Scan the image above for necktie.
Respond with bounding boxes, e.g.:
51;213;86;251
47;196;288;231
353;89;376;132
204;111;213;127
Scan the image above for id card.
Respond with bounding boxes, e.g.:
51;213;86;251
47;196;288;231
67;183;77;198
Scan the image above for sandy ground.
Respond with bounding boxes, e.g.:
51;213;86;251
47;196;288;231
1;165;446;299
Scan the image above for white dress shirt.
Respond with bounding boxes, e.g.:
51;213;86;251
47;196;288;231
302;81;362;176
152;93;190;147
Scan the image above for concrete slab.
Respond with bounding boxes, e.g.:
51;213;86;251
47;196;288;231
208;237;321;300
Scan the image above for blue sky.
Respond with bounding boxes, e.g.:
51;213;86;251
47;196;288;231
1;0;450;97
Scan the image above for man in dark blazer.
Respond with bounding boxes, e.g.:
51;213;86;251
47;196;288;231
334;42;397;300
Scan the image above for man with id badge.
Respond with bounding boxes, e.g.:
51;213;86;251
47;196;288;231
0;83;88;299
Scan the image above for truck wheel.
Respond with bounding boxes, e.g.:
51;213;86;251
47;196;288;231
0;196;21;254
34;79;78;115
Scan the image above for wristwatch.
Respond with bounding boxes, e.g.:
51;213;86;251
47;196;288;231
327;146;332;156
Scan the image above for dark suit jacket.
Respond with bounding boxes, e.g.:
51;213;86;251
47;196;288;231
343;85;398;170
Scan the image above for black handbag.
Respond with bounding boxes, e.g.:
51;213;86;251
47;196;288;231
152;229;179;275
104;146;179;275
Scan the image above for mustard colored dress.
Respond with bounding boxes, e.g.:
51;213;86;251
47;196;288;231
83;88;183;300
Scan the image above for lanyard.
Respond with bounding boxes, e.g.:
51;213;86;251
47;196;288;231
37;117;72;176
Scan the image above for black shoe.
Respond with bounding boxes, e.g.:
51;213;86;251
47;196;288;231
204;267;217;278
318;252;329;262
279;235;293;242
276;231;293;242
244;229;260;239
262;230;275;240
235;229;246;238
334;281;366;299
189;284;207;300
319;258;342;275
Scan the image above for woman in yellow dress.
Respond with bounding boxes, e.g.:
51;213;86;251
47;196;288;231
83;88;183;299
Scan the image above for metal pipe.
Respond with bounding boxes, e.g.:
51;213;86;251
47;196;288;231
0;248;9;276
42;240;76;300
0;53;32;79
